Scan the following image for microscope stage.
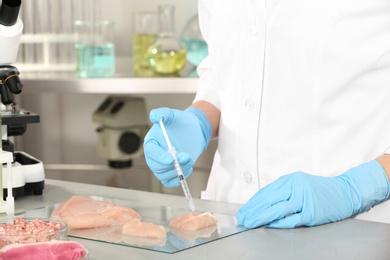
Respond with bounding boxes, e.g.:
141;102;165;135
1;110;40;125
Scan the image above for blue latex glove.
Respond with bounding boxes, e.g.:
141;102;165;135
236;160;390;229
144;107;212;188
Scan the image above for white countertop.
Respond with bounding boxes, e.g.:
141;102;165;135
12;179;390;260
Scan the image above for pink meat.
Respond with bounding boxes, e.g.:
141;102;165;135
51;195;141;230
169;212;218;231
0;217;62;246
0;240;86;260
122;219;166;239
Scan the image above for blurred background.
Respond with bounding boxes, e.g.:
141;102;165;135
11;0;217;198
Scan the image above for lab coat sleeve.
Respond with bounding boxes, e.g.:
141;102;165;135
385;146;390;155
193;0;221;110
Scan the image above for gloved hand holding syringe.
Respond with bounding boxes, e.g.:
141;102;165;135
159;118;196;212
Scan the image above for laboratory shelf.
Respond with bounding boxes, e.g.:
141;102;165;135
19;57;199;95
21;77;199;95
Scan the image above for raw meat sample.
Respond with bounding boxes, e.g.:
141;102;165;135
0;240;86;260
0;217;63;246
51;195;141;230
70;226;123;243
169;212;218;231
170;224;217;241
122;219;166;239
122;235;167;247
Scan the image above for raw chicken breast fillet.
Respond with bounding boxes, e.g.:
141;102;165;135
51;195;141;230
169;212;218;231
122;219;166;239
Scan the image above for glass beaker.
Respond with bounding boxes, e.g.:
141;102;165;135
181;14;208;67
74;20;116;78
146;5;187;75
132;12;158;71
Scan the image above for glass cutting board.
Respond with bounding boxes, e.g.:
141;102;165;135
16;196;248;254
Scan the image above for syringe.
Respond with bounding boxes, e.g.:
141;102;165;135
159;118;196;212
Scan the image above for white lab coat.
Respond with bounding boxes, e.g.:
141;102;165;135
195;0;390;223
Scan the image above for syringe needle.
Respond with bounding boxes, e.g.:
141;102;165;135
159;119;196;212
170;147;195;212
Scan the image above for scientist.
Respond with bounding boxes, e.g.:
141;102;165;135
144;0;390;228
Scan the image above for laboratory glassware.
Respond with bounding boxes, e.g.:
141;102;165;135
181;14;208;67
132;12;158;71
74;20;116;78
146;5;187;75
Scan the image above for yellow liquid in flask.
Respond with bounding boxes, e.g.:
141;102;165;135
133;34;157;70
147;47;186;75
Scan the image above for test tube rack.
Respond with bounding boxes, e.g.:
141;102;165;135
15;33;76;72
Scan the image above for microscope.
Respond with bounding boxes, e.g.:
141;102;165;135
0;0;44;202
93;96;149;169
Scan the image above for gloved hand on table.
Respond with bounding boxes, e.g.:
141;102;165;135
144;107;212;188
236;160;390;229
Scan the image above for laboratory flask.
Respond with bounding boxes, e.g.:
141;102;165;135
181;14;208;67
146;5;187;75
74;20;116;78
132;12;158;71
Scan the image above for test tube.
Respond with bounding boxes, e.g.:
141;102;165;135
48;0;60;65
59;0;73;64
35;0;49;65
22;0;35;64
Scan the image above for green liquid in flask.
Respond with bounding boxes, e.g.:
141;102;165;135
75;43;116;78
181;37;208;67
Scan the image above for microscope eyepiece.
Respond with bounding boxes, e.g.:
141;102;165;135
0;0;22;26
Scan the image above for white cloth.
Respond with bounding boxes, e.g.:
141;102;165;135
195;0;390;222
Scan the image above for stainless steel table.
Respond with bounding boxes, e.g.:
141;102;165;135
13;179;390;259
